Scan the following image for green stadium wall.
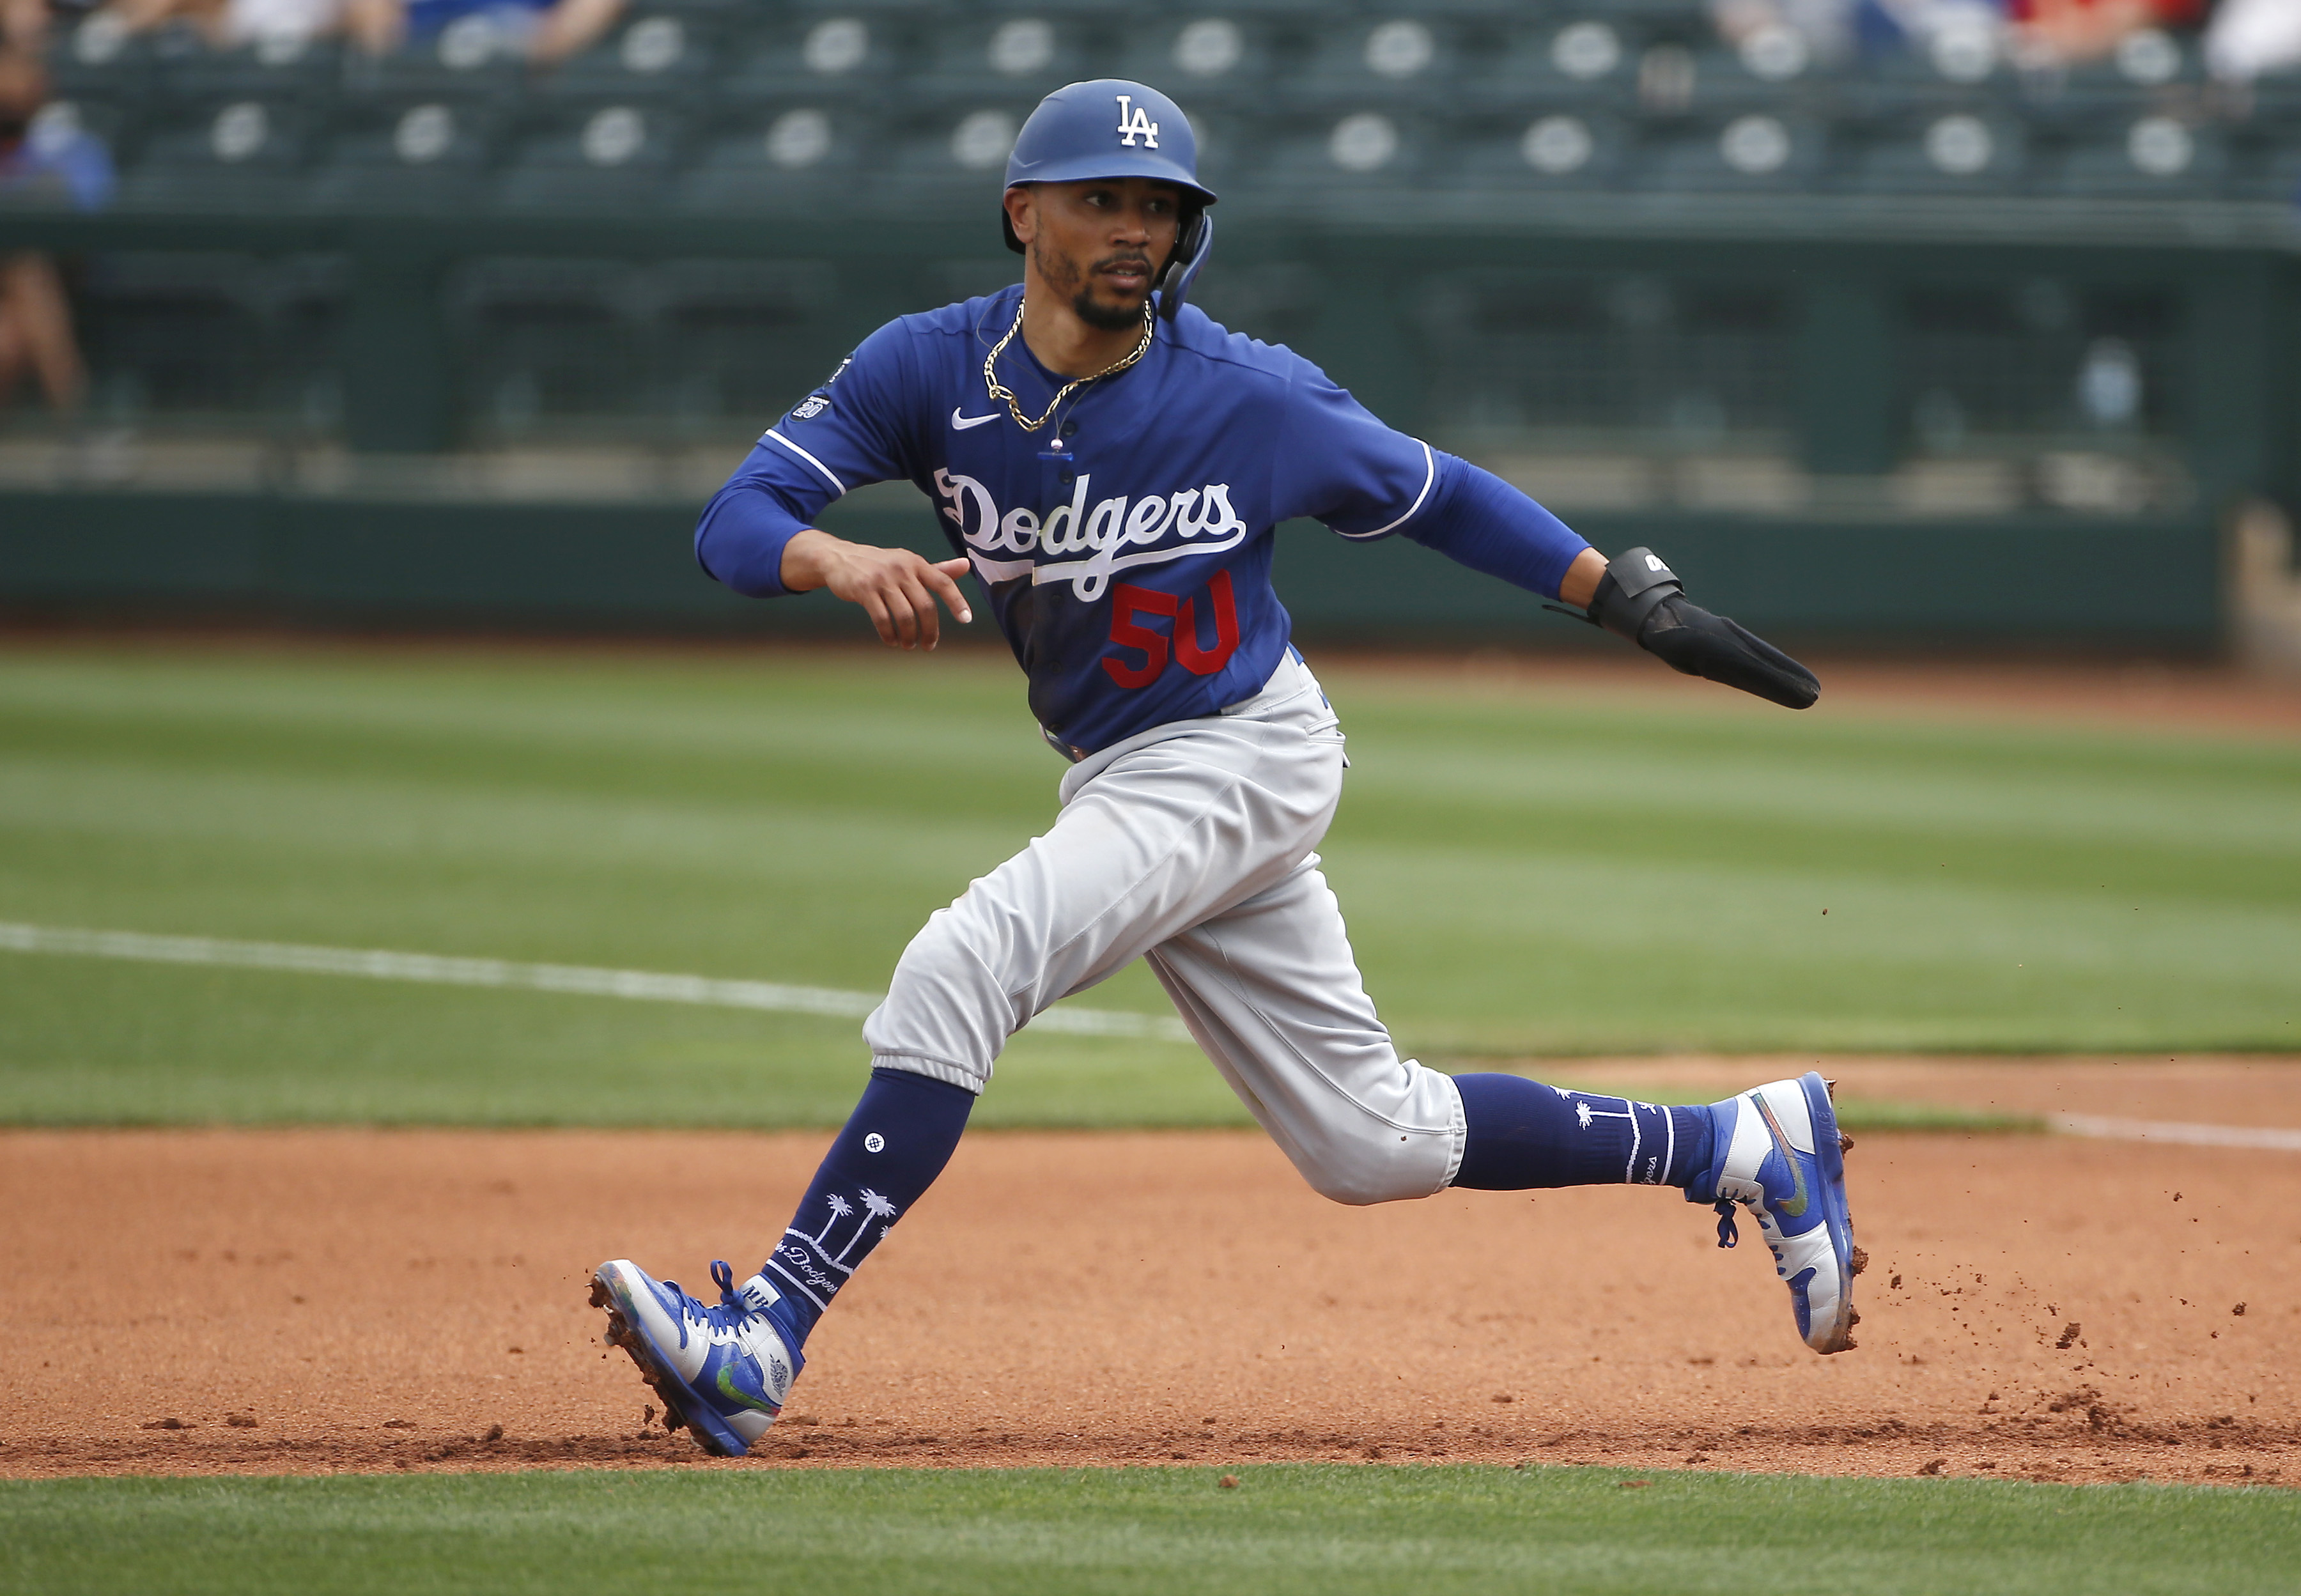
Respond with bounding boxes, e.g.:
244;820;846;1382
0;488;2219;652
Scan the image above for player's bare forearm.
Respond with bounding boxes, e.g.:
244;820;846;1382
780;529;974;651
1558;547;1606;611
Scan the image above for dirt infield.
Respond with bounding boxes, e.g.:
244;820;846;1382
4;1065;2297;1487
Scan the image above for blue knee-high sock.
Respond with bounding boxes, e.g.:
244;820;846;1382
760;1067;973;1352
1452;1073;1712;1190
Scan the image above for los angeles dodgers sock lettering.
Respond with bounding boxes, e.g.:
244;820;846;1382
761;1066;973;1352
1451;1073;1712;1190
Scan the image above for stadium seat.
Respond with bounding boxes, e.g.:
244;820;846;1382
639;0;750;17
160;36;346;112
43;11;162;107
2052;115;2227;196
1461;18;1641;115
495;104;687;212
978;0;1135;15
675;106;878;213
1278;17;1468;112
2238;68;2301;130
1439;111;1632;192
1682;38;1832;119
906;17;1106;107
871;103;1039;211
718;11;910;111
539;12;720;104
1634;112;1827;190
1597;0;1715;27
1372;0;1543;16
117;99;313;212
2229;135;2301;204
650;258;846;424
311;99;500;212
1140;0;1332;16
72;250;345;418
1839;20;2018;124
1232;111;1432;198
1844;110;2027;193
337;21;529;108
446;256;643;433
1181;109;1257;194
1113;17;1285;111
789;0;945;13
2027;26;2203;127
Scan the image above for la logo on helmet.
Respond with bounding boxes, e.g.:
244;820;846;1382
1115;95;1159;148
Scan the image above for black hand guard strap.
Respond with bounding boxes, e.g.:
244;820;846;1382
1583;547;1684;645
1583;546;1820;711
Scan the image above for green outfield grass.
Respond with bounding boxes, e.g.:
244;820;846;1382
0;644;2295;1127
4;1466;2296;1596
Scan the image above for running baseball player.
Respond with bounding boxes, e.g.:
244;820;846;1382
592;80;1860;1457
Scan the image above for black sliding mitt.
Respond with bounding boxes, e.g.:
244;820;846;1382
1583;548;1820;710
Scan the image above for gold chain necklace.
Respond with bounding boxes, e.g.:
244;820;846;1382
981;297;1154;433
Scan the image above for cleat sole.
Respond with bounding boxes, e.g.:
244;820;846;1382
1801;1072;1859;1356
588;1267;745;1456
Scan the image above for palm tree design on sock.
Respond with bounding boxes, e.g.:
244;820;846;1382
835;1188;900;1264
812;1191;855;1246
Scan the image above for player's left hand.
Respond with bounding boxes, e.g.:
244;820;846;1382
1583;548;1819;710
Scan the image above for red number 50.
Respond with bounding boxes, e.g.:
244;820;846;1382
1102;570;1241;690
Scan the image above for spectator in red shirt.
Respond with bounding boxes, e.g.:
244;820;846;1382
2015;0;2207;63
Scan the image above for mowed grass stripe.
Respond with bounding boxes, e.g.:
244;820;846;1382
0;921;1191;1041
3;1466;2295;1596
0;645;2296;1129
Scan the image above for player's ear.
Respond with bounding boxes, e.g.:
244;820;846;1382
1002;185;1037;247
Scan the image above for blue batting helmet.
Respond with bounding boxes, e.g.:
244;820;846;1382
999;79;1217;321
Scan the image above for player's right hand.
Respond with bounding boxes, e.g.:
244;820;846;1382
780;531;974;651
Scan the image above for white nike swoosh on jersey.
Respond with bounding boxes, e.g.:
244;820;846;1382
951;409;1001;430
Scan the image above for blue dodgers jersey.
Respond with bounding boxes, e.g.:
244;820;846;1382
704;285;1443;753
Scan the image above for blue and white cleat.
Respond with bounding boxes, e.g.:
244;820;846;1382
590;1258;803;1456
1687;1072;1866;1354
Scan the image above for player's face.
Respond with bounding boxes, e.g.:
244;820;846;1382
1012;178;1183;332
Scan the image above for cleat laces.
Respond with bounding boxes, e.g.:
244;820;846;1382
702;1260;761;1334
651;1260;762;1339
1713;1200;1739;1249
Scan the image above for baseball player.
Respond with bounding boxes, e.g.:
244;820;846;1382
592;80;1860;1458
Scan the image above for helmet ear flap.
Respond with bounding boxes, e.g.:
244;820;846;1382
1154;208;1212;322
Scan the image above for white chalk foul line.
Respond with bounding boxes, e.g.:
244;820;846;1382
2049;1112;2301;1153
0;922;1193;1044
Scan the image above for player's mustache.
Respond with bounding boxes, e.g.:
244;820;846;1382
1092;254;1156;279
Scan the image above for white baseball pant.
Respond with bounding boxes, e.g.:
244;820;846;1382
862;649;1466;1204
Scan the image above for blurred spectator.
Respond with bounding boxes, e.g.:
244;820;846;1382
0;47;109;210
1;0;43;47
1715;0;1859;69
345;0;624;65
1859;0;2007;62
97;0;348;51
3;0;104;51
2206;0;2301;80
2012;0;2207;64
0;47;107;415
